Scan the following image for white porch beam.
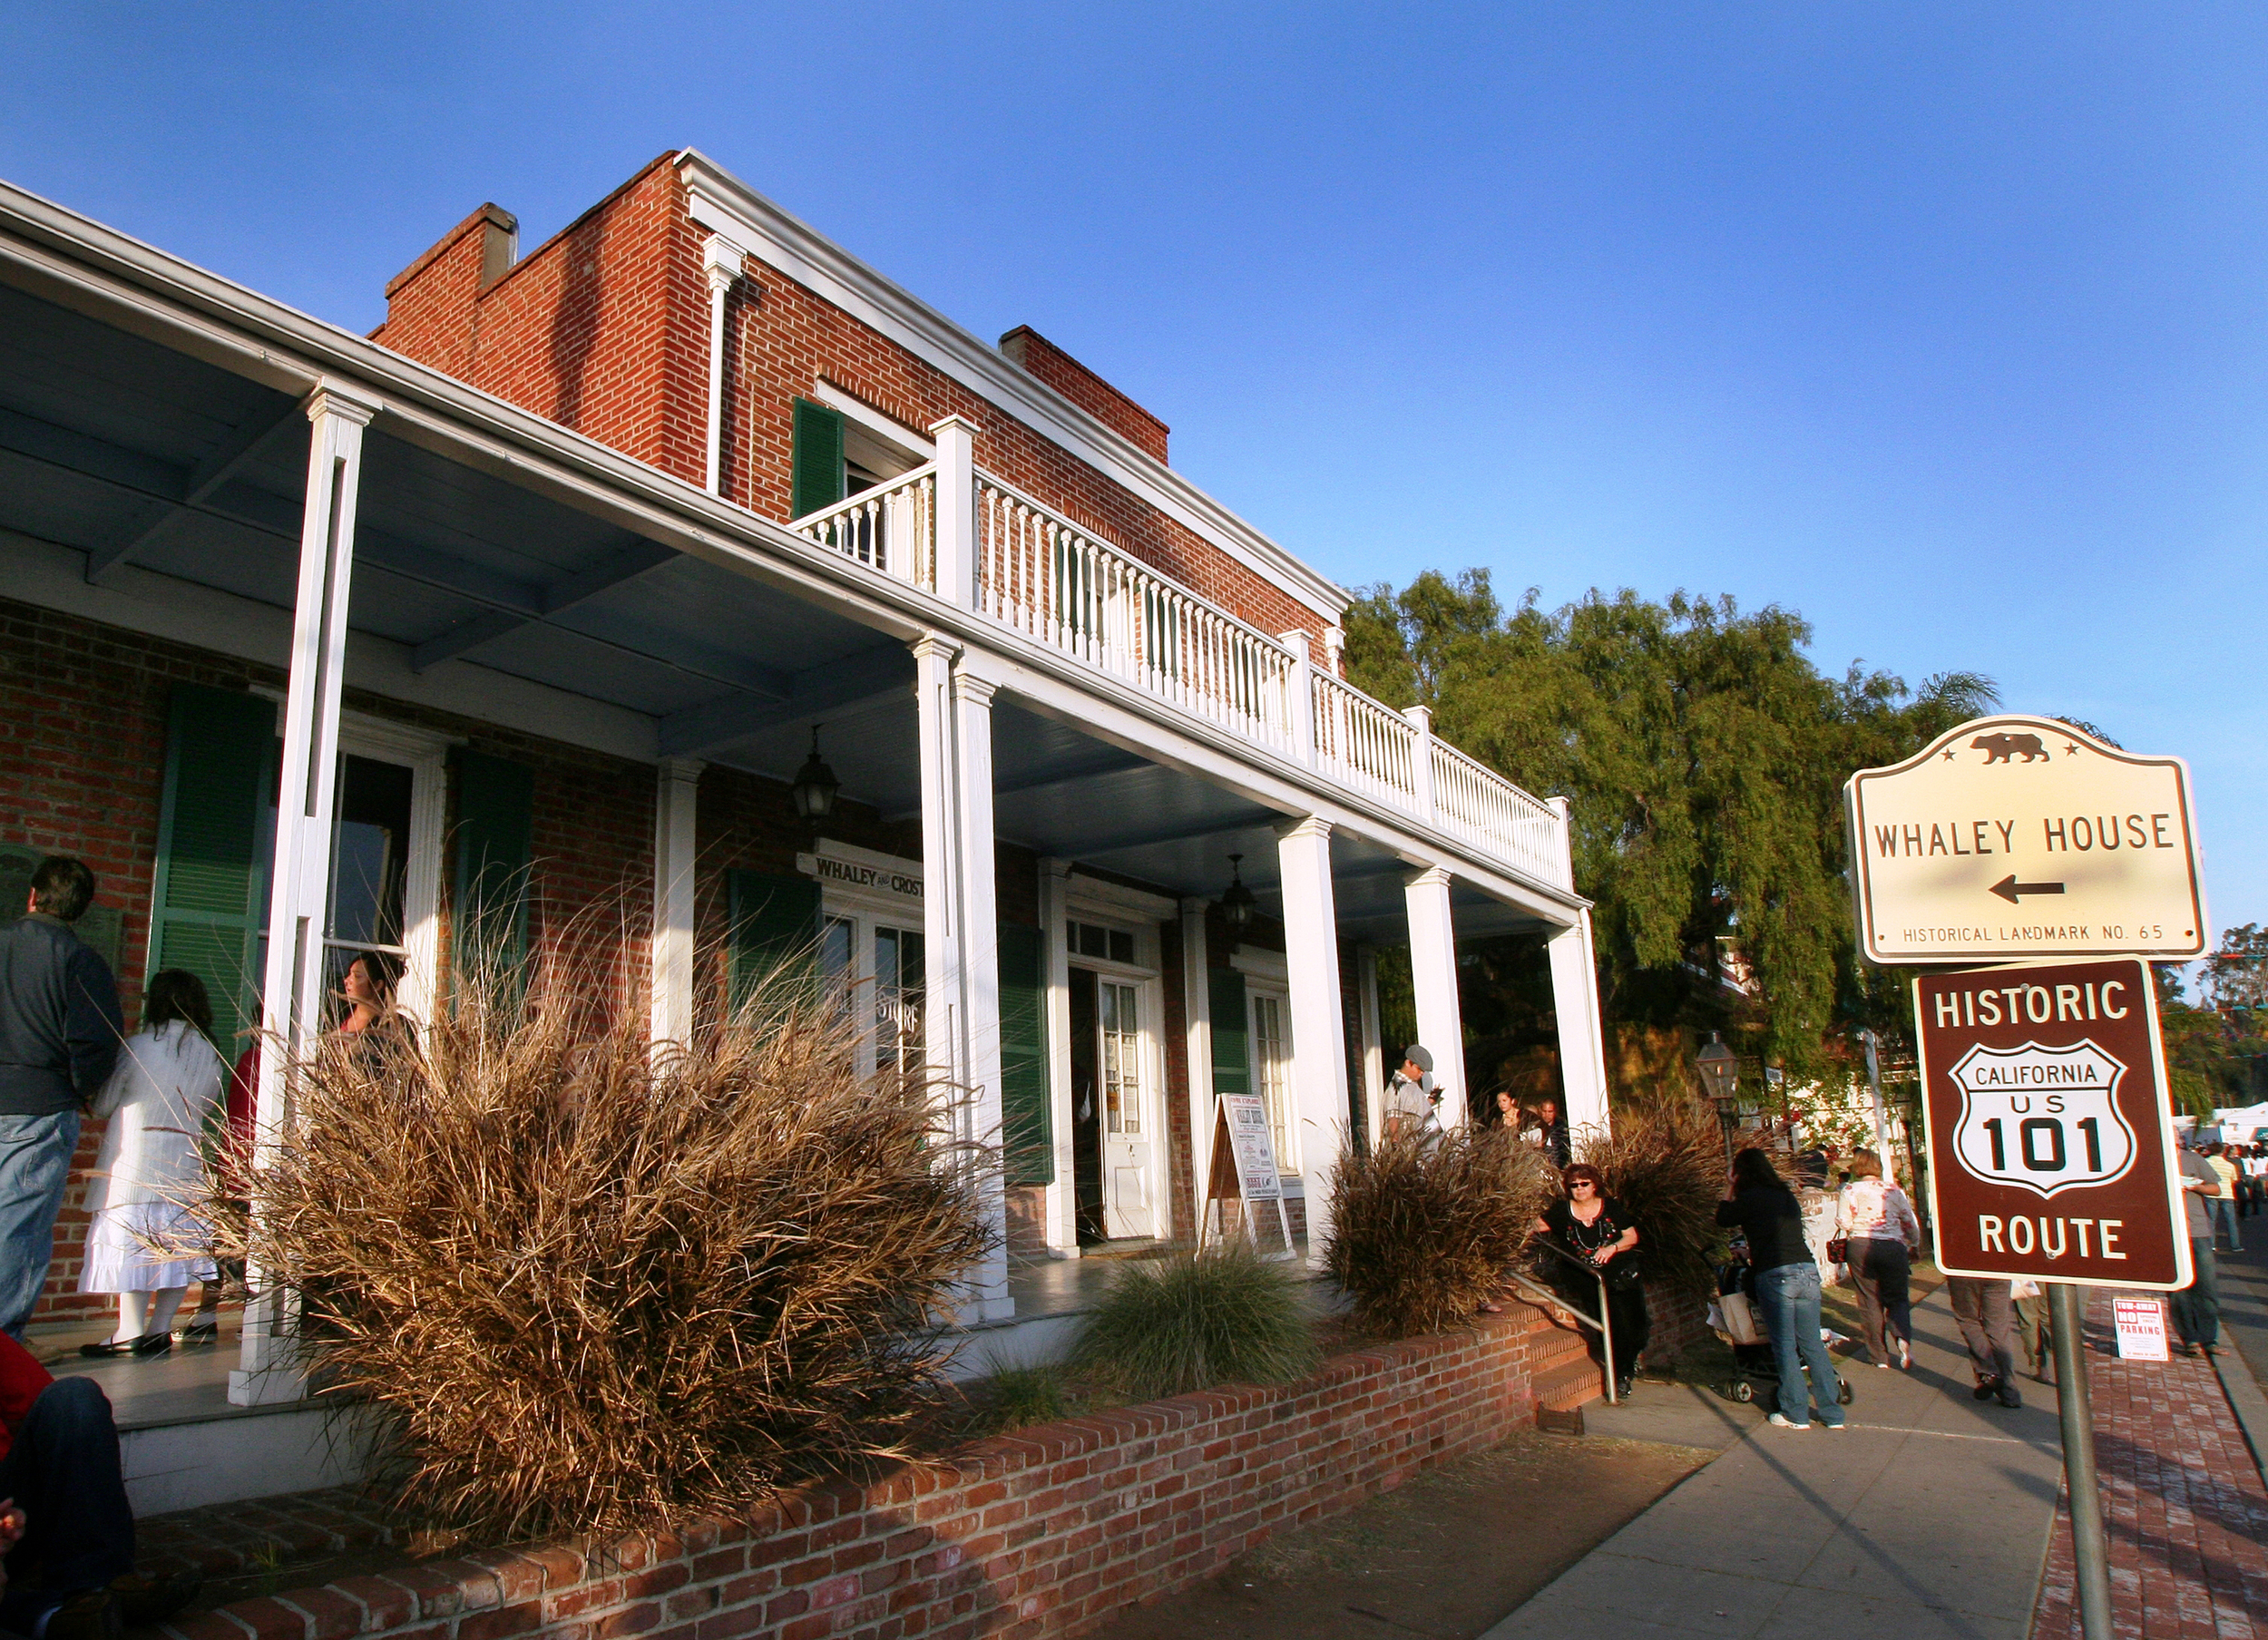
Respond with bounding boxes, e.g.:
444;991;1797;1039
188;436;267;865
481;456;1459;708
1276;817;1349;1267
1548;908;1612;1139
649;757;704;1047
1404;866;1467;1130
1357;945;1384;1153
234;383;376;1408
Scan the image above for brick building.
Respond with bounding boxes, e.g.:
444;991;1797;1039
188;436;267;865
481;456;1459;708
0;150;1609;1391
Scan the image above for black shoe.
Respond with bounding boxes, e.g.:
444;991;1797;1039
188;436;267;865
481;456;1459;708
1617;1377;1634;1399
110;1569;201;1626
178;1316;219;1349
39;1589;122;1640
76;1333;169;1360
1995;1381;2023;1408
1972;1379;1998;1401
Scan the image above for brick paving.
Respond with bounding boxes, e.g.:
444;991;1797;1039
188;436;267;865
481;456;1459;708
2029;1292;2268;1638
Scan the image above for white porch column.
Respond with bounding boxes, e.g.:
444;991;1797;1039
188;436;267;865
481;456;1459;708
701;237;742;496
1403;866;1466;1128
649;757;704;1046
913;635;966;1088
1180;898;1215;1239
234;384;376;1407
1276;817;1349;1265
951;659;1011;1320
929;415;979;608
1040;861;1078;1254
1357;946;1384;1152
1548;910;1612;1139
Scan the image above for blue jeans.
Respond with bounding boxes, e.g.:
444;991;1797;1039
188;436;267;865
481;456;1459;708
1755;1260;1845;1426
2211;1197;2241;1252
0;1376;134;1619
2172;1236;2219;1348
0;1111;82;1336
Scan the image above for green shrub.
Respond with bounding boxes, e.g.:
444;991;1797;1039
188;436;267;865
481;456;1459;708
978;1362;1078;1431
1066;1242;1319;1400
1325;1125;1557;1338
1574;1095;1729;1297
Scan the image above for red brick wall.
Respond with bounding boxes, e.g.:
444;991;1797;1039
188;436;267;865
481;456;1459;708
0;599;660;1326
160;1308;1555;1640
373;157;1331;646
375;155;708;489
997;327;1168;464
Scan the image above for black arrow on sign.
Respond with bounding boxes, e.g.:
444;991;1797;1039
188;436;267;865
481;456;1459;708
1989;874;2066;904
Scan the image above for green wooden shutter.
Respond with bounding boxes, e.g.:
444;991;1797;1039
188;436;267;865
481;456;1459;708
453;752;534;998
791;398;846;519
146;685;273;1053
728;869;820;1010
1209;969;1249;1098
999;922;1051;1185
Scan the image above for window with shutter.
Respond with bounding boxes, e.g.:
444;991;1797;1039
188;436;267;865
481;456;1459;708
999;922;1051;1185
1208;970;1249;1100
451;752;533;1002
791;398;846;519
146;685;274;1052
728;869;821;1010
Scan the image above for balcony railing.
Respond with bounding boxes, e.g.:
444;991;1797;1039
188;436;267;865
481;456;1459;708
790;451;1569;891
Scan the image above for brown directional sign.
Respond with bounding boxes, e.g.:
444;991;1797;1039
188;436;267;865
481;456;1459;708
1916;957;2190;1290
1846;715;2206;963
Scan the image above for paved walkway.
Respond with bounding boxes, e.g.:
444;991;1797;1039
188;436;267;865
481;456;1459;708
1481;1282;2067;1640
2028;1271;2268;1638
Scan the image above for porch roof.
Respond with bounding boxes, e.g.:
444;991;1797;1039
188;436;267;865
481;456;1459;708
0;180;1570;942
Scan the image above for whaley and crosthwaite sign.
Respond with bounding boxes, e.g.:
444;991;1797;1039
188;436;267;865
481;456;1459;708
1844;715;2206;963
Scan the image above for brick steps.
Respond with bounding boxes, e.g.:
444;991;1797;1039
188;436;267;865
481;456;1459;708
1509;1295;1607;1414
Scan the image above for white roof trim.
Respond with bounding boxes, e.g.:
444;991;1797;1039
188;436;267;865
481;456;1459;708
676;150;1350;626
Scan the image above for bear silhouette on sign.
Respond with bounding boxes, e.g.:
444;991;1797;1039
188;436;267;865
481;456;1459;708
1973;732;2049;764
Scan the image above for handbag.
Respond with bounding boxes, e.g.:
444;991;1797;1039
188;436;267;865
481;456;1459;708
1718;1288;1766;1345
1825;1235;1850;1264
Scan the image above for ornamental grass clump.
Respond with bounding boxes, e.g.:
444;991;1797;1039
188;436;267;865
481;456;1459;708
1066;1242;1318;1401
1573;1094;1728;1298
198;955;994;1541
1325;1125;1557;1338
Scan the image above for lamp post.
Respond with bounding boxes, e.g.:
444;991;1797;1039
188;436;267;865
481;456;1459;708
1696;1033;1740;1171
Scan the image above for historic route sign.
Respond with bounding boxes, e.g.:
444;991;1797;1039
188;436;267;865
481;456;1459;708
1845;715;2206;963
1917;957;2189;1289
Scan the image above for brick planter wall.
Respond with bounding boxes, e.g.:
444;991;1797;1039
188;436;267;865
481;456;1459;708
159;1309;1557;1640
1641;1276;1714;1369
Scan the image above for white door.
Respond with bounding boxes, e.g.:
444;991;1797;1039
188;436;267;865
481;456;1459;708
1100;979;1153;1237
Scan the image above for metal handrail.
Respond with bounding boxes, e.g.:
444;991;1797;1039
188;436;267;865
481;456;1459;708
1522;1234;1620;1405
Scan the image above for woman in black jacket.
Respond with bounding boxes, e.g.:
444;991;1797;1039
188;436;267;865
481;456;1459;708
1716;1147;1845;1430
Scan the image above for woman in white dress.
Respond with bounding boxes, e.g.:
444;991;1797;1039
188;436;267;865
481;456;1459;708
76;970;222;1358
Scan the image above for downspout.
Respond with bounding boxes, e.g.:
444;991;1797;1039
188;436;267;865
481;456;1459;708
701;236;744;495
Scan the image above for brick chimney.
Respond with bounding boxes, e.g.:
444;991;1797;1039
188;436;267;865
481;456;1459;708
998;326;1168;464
371;203;518;380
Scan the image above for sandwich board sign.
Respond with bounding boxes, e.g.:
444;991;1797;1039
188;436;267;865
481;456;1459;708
1845;716;2205;964
1914;956;2190;1290
1201;1094;1295;1259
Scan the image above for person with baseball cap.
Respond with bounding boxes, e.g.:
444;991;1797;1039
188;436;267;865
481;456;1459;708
1384;1045;1440;1146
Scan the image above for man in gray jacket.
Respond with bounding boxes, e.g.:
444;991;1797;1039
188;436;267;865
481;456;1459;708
0;859;122;1336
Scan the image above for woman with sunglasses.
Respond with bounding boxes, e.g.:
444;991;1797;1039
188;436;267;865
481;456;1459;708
1535;1163;1647;1398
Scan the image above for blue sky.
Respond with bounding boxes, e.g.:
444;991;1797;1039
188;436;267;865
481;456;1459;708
5;4;2264;954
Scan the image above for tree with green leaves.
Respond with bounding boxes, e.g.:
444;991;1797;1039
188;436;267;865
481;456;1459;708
1345;570;1995;1085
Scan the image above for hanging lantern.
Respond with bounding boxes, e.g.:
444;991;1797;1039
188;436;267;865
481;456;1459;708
1217;853;1257;938
790;726;840;822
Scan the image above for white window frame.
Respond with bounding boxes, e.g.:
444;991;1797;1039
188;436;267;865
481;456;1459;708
1230;944;1301;1188
1062;895;1166;1238
800;841;925;1083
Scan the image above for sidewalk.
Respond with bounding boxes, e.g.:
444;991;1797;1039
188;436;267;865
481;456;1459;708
1481;1282;2067;1639
2028;1275;2268;1637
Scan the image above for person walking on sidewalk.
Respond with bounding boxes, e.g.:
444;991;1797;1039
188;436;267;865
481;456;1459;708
0;857;122;1338
1383;1047;1439;1147
2011;1279;2054;1386
1717;1147;1846;1430
2203;1143;2242;1252
1946;1275;2023;1406
1836;1152;1921;1372
2172;1134;2223;1356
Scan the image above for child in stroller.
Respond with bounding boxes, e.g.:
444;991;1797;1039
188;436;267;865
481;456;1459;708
1711;1235;1854;1408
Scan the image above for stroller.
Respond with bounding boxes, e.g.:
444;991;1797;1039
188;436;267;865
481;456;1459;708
1709;1247;1853;1409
